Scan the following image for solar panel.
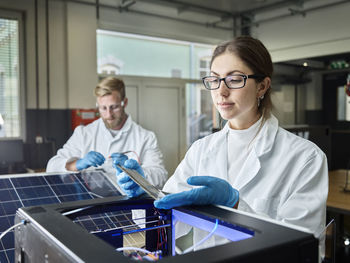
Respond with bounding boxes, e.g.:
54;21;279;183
72;208;148;249
0;170;122;263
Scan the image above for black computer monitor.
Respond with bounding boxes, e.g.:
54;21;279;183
0;139;24;163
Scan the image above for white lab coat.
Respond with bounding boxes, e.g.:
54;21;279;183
46;116;168;189
164;115;328;254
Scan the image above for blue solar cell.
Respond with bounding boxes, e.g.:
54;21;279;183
0;206;4;217
51;182;86;195
0;189;19;202
22;196;60;207
0;179;12;190
44;174;77;185
16;186;55;199
0;251;10;263
0;171;121;263
0;239;4;251
0;249;14;263
102;215;114;225
0;217;11;235
11;176;47;188
2;232;14;250
78;219;96;230
7;249;14;263
0;201;22;217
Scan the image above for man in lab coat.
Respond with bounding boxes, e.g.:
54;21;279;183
46;77;168;190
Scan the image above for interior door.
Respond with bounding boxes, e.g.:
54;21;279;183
123;76;186;176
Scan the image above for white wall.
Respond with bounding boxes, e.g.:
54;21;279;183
49;0;68;109
66;2;98;108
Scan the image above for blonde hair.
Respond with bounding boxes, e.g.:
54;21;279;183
94;77;126;99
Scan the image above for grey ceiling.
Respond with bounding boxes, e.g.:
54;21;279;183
99;0;302;15
94;0;312;30
75;0;350;68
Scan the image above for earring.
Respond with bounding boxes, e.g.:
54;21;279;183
257;95;264;107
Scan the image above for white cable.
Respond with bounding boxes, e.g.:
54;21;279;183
182;219;219;254
0;220;26;240
116;246;152;254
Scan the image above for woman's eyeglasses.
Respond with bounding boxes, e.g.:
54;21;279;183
202;74;265;90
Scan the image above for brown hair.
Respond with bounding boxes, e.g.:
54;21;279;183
94;77;126;99
211;36;273;121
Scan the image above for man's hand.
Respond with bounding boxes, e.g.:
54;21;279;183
111;153;128;173
75;151;105;171
154;176;239;209
111;154;145;198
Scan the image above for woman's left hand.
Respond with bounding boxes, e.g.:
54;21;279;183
154;176;239;209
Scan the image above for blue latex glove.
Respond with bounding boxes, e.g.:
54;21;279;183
113;158;145;198
111;153;128;174
154;176;239;210
76;151;105;170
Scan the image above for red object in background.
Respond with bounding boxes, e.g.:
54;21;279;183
346;74;350;96
71;109;99;130
346;84;350;97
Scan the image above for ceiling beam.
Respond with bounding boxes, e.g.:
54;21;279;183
135;0;235;17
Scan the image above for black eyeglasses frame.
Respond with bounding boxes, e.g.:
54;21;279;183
202;74;266;90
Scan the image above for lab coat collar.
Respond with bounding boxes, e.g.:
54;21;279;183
206;114;279;190
119;115;133;133
99;115;133;140
220;114;279;157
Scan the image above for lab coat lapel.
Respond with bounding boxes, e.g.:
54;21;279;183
232;115;279;190
200;129;228;181
233;149;260;190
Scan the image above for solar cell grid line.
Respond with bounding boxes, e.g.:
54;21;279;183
69;173;102;201
44;173;95;202
76;214;145;248
76;212;160;233
70;172;128;234
73;210;133;233
42;174;77;200
0;171;122;263
72;209;150;249
72;210;116;232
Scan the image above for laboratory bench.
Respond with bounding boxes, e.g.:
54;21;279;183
327;169;350;263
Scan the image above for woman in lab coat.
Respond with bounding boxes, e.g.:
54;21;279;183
153;36;328;244
116;36;328;254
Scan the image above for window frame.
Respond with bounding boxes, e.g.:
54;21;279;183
0;9;26;140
